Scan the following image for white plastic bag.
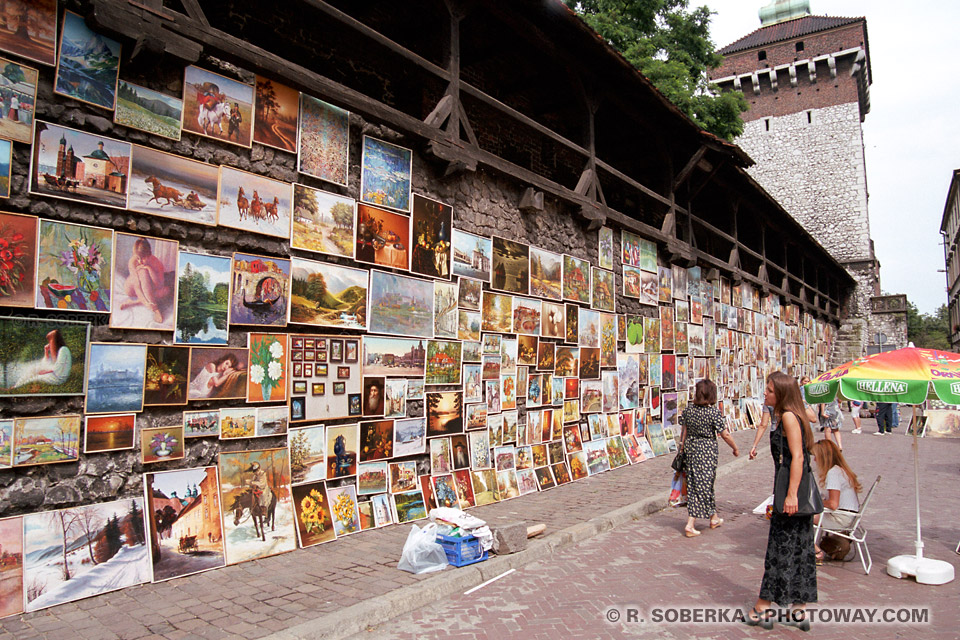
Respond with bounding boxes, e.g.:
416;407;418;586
397;523;448;574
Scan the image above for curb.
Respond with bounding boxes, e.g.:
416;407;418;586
264;438;764;640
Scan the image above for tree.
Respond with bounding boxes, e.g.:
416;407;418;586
565;0;748;140
289;429;309;472
906;302;950;350
128;500;145;546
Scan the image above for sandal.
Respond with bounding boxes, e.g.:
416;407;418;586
785;609;811;632
815;549;825;566
710;517;724;529
684;527;701;537
743;607;774;630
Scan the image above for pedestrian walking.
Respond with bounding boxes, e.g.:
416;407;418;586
818;399;843;451
849;400;863;433
875;402;894;435
678;379;739;537
746;372;817;630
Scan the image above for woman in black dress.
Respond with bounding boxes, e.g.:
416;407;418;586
679;379;739;537
747;371;817;630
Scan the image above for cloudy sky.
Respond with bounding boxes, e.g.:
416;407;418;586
705;1;960;314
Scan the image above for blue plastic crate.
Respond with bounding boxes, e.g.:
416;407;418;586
436;533;487;567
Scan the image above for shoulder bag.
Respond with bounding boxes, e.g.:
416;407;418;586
772;413;823;517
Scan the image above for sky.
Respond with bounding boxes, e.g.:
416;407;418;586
705;1;960;315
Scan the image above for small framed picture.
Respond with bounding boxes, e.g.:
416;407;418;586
338;366;350;379
303;349;315;362
293;362;303;377
292;337;304;349
331;339;344;362
345;339;359;363
304;363;314;377
317;350;328;363
316;364;328;377
293;381;307;394
334;381;347;395
312;382;325;396
292;349;303;361
304;338;316;349
291;397;306;421
315;338;326;351
348;392;361;415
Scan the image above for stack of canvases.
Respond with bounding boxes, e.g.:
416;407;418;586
0;3;836;619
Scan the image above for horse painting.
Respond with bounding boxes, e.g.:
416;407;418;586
231;487;278;542
237;186;249;220
196;90;231;137
145;176;184;207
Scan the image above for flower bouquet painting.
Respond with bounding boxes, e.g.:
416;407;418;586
0;212;37;307
140;425;184;464
247;333;286;403
36;220;113;312
291;480;335;547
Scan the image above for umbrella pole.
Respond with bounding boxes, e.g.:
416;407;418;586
912;424;923;561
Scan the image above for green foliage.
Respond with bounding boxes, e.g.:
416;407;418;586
331;202;353;229
565;0;747;140
2;63;24;85
906;302;950;350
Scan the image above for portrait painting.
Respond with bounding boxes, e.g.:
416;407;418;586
110;233;179;331
140;425;184;464
562;254;590;304
367;270;433;338
174;252;230;345
254;75;298;152
115;80;182;141
291;183;355;258
36;219;114;312
426;390;463;437
86;342;146;414
362;376;386;417
54;11;120;111
0;211;37;307
182;65;254;148
0;0;56;66
360;135;412;213
298;94;349;185
491;236;529;294
289;257;367;330
143;345;190;406
217;166;292;239
528;246;562;300
0;316;88;398
355;203;409;270
229;253;290;327
291;479;336;547
451;228;492;282
411;194;452;279
187;347;248;401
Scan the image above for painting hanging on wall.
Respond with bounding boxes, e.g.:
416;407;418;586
36;219;113;312
367;270;433;338
0;316;88;397
128;144;219;226
174;252;230;345
86;342;146;415
291;183;355;259
360;135;412;213
13;415;81;467
288;257;367;330
529;246;562;300
141;425;184;464
0;138;9;198
247;333;287;403
115;80;183;141
491;236;529;294
426;390;463;437
54;11;120;111
562;254;590;304
410;194;452;279
451;229;492;282
434;280;458;339
481;291;513;334
326;423;359;479
182;65;254;148
288;424;326;485
22;497;149;613
143;346;190;406
218;448;297;564
217;166;292;239
425;340;462;385
361;336;426;377
291;480;336;547
183;409;219;438
229;252;290;327
298;94;349;185
0;515;22;617
591;267;615;313
0;211;37;307
110;233;179;331
0;0;57;66
598;226;614;271
83;414;135;453
187;346;248;401
145;466;225;582
254;75;298;153
355;203;410;270
0;56;38;145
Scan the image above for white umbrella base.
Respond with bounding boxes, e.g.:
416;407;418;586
886;554;955;585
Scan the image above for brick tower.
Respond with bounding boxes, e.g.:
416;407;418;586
711;0;905;361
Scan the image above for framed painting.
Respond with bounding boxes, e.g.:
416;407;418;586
578;307;600;348
326;423;359;479
0;316;88;397
491;236;529;294
458;309;481;341
54;11;120;111
451;228;492;282
0;0;56;66
218;448;297;564
0;56;38;142
115;80;183;141
128;144;219;226
541;301;564;339
355;203;410;270
640;269;658;306
0;420;10;468
393;417;426;457
141;425;185;464
23;498;149;613
361;336;426;377
657;266;672;302
562;254;590;304
565;304;579;343
256;406;288;437
13;415;81;466
0;516;22;617
187;346;249;401
229;252;290;327
217;166;292;239
254;75;298;153
359;419;394;462
36;219;113;312
298;94;349;185
110;233;179;331
622;265;642;300
182;65;254;148
288;257;367;330
529;246;562;300
291;480;336;547
145;466;225;582
247;333;287;403
410;194;452;279
434;280;458;338
360;135;412;213
291;183;355;259
598;226;614;271
458;277;482;310
621;229;641;268
471;469;500;506
425;339;462;385
143;345;190;406
288;424;326;485
384;378;407;418
0;137;9;198
481;291;512;334
512;297;541;336
600;312;617;368
367;269;433;338
0;211;38;307
392;489;427;523
591;267;615;313
86;342;146;414
174;252;230;345
183;409;220;438
426;390;463;437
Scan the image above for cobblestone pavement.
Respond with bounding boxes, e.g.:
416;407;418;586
352;417;960;640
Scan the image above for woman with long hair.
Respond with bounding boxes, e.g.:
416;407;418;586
810;439;861;562
746;372;817;630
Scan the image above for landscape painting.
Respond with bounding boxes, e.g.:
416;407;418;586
0;316;88;397
86;342;146;414
13;415;81;467
529;246;562;300
114;81;182;141
291;183;355;258
22;497;150;613
367;270;433;338
110;233;179;331
254;75;298;152
491;236;529;294
0;420;9;468
187;347;248;401
393;417;426;457
362;336;426;377
0;0;56;66
392;490;427;524
36;219;114;312
425;340;462;385
426;390;463;437
218;448;297;564
182;65;254;148
591;267;615;312
217;166;292;239
145;466;225;582
481;291;513;334
128;144;219;226
291;480;336;547
411;194;452;279
562;254;590;304
298;94;349;185
288;425;326;485
355;203;410;270
288;257;367;330
360;135;412;213
174;252;230;345
451;229;492;282
83;414;135;453
54;11;120;111
0;516;22;617
0;138;9;197
0;211;38;307
229;253;290;327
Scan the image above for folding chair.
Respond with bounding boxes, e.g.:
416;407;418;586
814;475;881;574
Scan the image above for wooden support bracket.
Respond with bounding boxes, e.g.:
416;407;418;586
519;187;544;214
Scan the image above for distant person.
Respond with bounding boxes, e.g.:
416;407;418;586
749;404;775;462
8;94;18;121
874;402;894;435
849;400;863;434
818;399;843;451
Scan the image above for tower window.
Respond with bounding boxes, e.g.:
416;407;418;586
796;41;805;53
758;50;767;61
765;118;771;131
807;111;812;124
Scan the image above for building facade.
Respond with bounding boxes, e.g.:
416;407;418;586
941;169;960;350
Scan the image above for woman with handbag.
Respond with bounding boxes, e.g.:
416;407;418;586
678;379;739;538
746;372;820;630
